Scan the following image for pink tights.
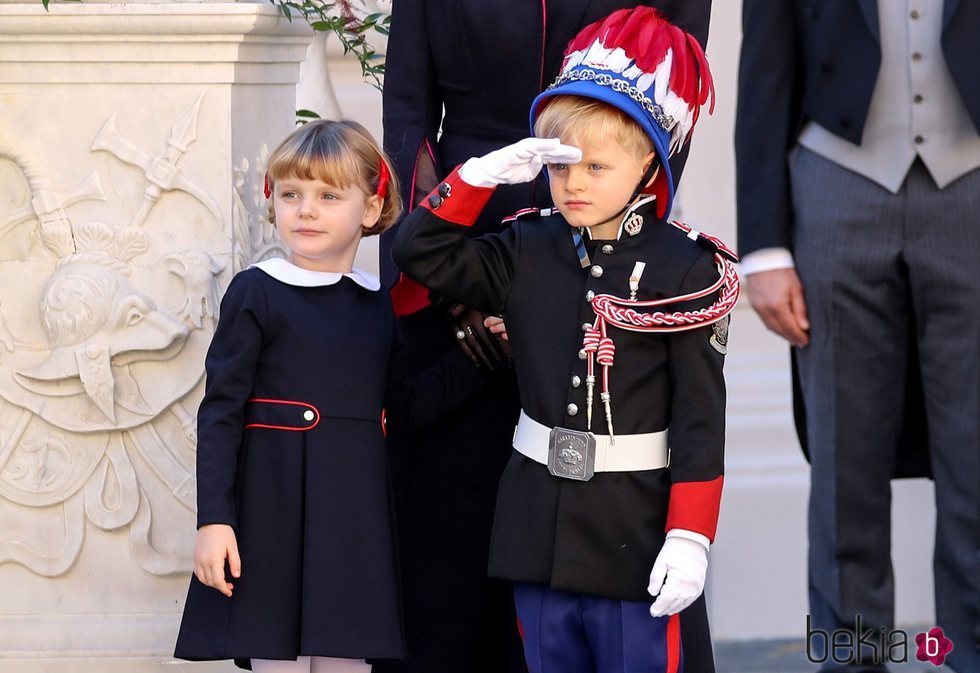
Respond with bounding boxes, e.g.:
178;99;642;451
251;657;372;673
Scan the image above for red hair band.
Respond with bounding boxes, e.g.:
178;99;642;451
377;159;390;198
263;173;272;199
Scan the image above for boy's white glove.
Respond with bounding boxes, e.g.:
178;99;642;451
647;530;709;617
458;137;582;187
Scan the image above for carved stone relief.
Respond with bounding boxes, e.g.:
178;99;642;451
232;144;286;274
0;93;235;578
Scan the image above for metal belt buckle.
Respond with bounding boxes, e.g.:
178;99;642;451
548;426;596;481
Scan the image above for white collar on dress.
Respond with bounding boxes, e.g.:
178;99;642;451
250;257;381;291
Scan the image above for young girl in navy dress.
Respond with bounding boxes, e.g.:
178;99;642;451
174;119;487;673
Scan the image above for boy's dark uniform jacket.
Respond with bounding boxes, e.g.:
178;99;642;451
392;171;726;601
736;0;980;478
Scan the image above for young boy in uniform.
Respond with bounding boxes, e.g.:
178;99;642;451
391;8;739;672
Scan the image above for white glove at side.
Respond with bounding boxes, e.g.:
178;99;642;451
458;137;582;188
647;530;709;617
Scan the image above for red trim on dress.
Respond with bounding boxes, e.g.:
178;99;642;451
244;397;321;432
420;167;496;227
665;475;724;542
666;613;682;673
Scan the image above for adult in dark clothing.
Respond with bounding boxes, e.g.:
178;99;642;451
379;2;714;673
736;2;980;671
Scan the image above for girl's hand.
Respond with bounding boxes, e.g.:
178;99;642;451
194;524;241;598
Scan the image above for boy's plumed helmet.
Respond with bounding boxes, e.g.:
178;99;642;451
530;7;714;217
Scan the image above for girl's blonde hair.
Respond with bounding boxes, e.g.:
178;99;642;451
533;96;654;160
266;119;402;236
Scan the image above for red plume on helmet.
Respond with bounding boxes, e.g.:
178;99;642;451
532;7;715;218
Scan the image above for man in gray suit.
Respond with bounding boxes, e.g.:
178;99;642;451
736;1;979;671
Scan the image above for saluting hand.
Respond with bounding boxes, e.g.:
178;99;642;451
194;523;241;598
459;137;582;187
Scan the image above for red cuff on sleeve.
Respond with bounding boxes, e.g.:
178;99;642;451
420;166;496;226
390;273;432;317
665;475;724;542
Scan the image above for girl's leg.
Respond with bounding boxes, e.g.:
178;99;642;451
310;657;372;673
252;657;312;673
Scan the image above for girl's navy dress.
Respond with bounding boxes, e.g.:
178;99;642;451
174;258;484;668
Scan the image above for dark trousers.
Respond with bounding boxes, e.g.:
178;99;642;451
790;147;980;672
513;583;683;673
376;306;526;673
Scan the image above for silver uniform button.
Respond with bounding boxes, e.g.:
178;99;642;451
303;409;315;422
586;290;595;302
567;403;579;416
582;322;592;331
591;266;603;278
601;244;614;255
571;375;582;388
578;349;588;361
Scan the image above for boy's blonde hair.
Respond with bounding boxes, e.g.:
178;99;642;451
266;119;402;237
533;96;654;160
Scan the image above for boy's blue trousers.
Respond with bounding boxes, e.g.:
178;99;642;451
513;583;683;673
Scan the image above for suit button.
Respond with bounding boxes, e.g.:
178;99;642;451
586;290;595;302
578;349;588;361
601;244;614;255
914;135;924;145
913;94;923;103
303;410;315;422
838;117;852;130
912;52;922;61
910;9;920;19
591;266;603;278
571;375;582;388
567;403;579;416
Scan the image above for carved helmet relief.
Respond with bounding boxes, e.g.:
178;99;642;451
0;93;227;577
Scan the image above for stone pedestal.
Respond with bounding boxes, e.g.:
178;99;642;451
0;4;311;670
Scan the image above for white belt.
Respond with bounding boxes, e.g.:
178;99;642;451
512;411;669;472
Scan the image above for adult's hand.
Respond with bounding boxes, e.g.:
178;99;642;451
745;268;810;348
449;304;509;371
458;137;582;187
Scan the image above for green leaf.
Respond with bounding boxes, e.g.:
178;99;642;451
296;109;321;119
